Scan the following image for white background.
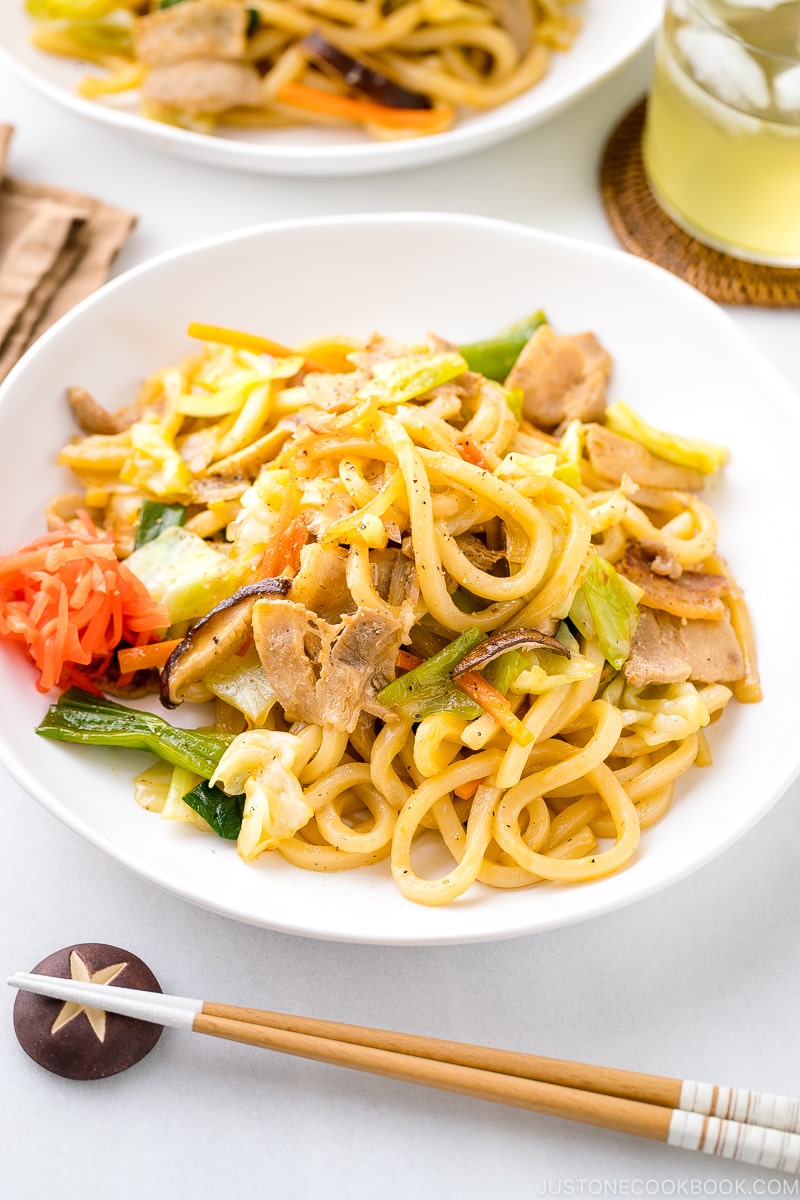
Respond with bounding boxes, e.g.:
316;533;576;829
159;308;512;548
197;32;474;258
2;39;800;1199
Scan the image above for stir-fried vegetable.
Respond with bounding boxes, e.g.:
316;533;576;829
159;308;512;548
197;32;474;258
302;33;431;110
360;352;469;407
181;779;245;840
133;499;186;550
605;401;729;475
455;670;533;746
377;628;484;721
570;557;641;672
117;637;183;674
459;312;547;382
125;526;244;625
186;322;325;372
37;687;232;778
275;83;454;132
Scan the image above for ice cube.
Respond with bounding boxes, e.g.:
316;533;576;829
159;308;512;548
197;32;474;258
676;26;771;109
774;63;800;113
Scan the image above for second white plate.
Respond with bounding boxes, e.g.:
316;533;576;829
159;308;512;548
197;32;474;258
0;1;660;176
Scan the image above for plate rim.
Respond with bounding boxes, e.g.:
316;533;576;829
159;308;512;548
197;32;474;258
2;210;800;945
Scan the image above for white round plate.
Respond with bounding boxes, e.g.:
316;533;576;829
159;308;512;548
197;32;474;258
0;1;660;177
1;214;798;944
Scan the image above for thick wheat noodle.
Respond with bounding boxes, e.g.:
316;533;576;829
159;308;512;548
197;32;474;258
39;316;760;908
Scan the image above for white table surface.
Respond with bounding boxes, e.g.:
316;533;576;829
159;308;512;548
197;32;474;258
2;44;800;1200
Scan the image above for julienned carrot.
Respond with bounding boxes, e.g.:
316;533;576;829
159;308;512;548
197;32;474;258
186;323;326;372
117;638;183;675
276;82;454;131
396;649;423;671
270;516;307;578
453;777;484;801
259;486;307;579
0;515;169;693
455;671;533;747
456;437;493;472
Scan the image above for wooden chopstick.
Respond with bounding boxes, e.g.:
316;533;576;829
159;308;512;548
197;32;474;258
9;972;800;1175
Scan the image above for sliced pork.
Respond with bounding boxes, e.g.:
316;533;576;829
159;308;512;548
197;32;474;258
143;61;262;114
624;609;744;688
585;424;705;491
621;543;729;620
67;386;139;436
133;1;248;66
318;609;403;729
252;599;402;732
289;543;353;622
505;326;611;432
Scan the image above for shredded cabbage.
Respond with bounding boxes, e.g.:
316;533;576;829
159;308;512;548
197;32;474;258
605;400;728;474
121;421;193;499
210;731;311;861
125;526;243;624
358;352;468;406
570;556;642;671
203;646;277;727
602;677;710;747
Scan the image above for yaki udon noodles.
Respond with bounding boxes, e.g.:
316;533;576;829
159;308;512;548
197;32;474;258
0;315;760;907
25;0;582;140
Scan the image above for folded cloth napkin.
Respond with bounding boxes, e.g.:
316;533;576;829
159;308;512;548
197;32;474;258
0;124;137;382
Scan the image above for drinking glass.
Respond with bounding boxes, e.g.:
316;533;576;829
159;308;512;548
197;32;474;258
642;0;800;265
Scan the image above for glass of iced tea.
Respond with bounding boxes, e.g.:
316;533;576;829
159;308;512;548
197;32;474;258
642;0;800;265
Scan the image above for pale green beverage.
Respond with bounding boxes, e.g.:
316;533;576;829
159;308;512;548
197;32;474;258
643;0;800;264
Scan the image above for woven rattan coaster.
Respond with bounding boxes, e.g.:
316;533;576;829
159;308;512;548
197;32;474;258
600;99;800;308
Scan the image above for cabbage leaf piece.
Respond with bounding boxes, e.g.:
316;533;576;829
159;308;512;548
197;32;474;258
602;677;711;747
125;526;244;624
605;400;728;475
358;353;468;407
570;556;641;672
210;730;310;861
507;624;600;696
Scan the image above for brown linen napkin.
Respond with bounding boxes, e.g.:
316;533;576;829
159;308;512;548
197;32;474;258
0;124;137;382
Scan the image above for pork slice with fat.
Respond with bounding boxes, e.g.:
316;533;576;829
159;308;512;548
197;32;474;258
143;61;262;115
585;424;705;491
252;598;324;726
505;326;611;432
624;609;744;688
133;1;247;66
317;609;403;732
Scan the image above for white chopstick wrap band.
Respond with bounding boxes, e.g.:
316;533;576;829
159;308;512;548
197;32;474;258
668;1110;800;1173
7;973;202;1030
680;1080;800;1135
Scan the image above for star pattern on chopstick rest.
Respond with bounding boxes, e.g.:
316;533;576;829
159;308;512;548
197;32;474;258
50;951;128;1042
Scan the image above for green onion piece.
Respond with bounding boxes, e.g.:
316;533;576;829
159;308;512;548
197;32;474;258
459;312;546;382
377;627;485;722
182;780;245;840
36;687;232;779
246;7;260;35
134;499;186;550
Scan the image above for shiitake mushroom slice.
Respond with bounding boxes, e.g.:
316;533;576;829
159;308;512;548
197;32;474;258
160;578;291;709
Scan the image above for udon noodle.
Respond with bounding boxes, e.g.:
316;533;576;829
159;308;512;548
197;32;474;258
26;0;582;138
6;316;760;907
